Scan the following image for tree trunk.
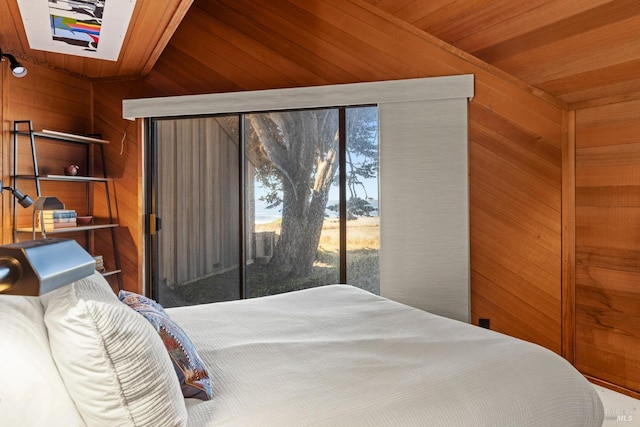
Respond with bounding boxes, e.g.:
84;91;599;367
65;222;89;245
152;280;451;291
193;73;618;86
269;182;329;277
246;110;338;278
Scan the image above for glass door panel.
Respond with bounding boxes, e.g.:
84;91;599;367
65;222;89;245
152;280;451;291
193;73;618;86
154;116;240;306
345;106;379;294
244;109;340;297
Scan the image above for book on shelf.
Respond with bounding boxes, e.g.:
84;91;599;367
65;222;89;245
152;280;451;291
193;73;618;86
40;209;77;219
39;221;77;231
40;217;77;224
37;209;78;230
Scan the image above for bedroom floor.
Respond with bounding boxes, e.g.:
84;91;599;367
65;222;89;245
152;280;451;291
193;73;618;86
597;386;640;426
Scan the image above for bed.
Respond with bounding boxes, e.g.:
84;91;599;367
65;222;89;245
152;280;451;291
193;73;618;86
0;272;603;426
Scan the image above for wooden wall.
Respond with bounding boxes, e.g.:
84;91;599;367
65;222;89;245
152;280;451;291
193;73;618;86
91;80;149;292
97;0;566;352
3;0;636;399
575;100;640;398
1;61;92;244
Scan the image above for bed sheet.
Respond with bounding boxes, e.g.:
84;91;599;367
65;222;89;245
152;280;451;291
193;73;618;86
166;285;603;427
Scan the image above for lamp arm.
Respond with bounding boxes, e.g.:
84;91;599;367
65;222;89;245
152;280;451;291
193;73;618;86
0;180;34;208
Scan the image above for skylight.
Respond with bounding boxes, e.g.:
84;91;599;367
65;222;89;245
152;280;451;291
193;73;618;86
17;0;136;61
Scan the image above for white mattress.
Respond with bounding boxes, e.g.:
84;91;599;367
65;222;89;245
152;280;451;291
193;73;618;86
166;285;603;427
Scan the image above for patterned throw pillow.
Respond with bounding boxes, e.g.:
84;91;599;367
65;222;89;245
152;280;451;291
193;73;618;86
119;290;168;315
119;290;213;401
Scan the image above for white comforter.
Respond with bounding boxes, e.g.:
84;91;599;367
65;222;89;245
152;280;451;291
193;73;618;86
166;285;603;427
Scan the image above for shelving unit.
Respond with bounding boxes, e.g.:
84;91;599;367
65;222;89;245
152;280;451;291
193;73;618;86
11;120;123;290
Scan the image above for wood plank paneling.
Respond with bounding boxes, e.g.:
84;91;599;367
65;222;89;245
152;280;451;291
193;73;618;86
472;1;640;65
561;110;576;363
1;60;92;243
0;60;131;289
575;99;640;394
91;80;151;292
361;0;640;105
4;62;91;133
494;15;640;86
3;0;640;107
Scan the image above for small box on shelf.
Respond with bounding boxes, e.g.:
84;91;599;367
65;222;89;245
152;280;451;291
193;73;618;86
93;255;105;272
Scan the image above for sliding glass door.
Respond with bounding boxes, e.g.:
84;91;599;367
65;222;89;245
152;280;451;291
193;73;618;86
148;107;378;307
150;116;241;305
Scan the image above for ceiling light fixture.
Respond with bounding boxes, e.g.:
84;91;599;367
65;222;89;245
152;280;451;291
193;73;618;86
0;48;28;78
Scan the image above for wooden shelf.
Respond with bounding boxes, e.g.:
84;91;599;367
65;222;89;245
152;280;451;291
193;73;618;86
101;269;122;278
14;174;112;183
17;223;120;234
45;174;112;182
12;129;110;145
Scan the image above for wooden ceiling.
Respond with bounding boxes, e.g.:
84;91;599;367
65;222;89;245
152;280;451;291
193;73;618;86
362;0;640;108
2;0;639;107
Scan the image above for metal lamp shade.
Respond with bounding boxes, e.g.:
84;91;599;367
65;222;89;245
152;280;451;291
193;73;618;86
0;238;95;296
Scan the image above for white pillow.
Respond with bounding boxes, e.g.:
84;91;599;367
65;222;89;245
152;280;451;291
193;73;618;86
0;295;86;427
40;272;187;427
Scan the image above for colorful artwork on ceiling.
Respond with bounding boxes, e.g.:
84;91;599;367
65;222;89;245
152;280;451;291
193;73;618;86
50;0;104;52
18;0;136;61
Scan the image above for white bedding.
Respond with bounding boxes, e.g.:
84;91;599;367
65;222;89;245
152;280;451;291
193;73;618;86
166;285;603;427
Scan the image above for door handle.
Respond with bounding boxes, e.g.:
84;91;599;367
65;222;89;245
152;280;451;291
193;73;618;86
149;214;161;235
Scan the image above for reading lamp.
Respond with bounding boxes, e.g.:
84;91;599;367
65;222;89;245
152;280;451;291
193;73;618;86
0;49;27;78
0;238;95;296
0;181;34;208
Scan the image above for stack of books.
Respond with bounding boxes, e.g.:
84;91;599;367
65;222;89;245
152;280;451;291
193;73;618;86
37;209;77;231
94;255;105;272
